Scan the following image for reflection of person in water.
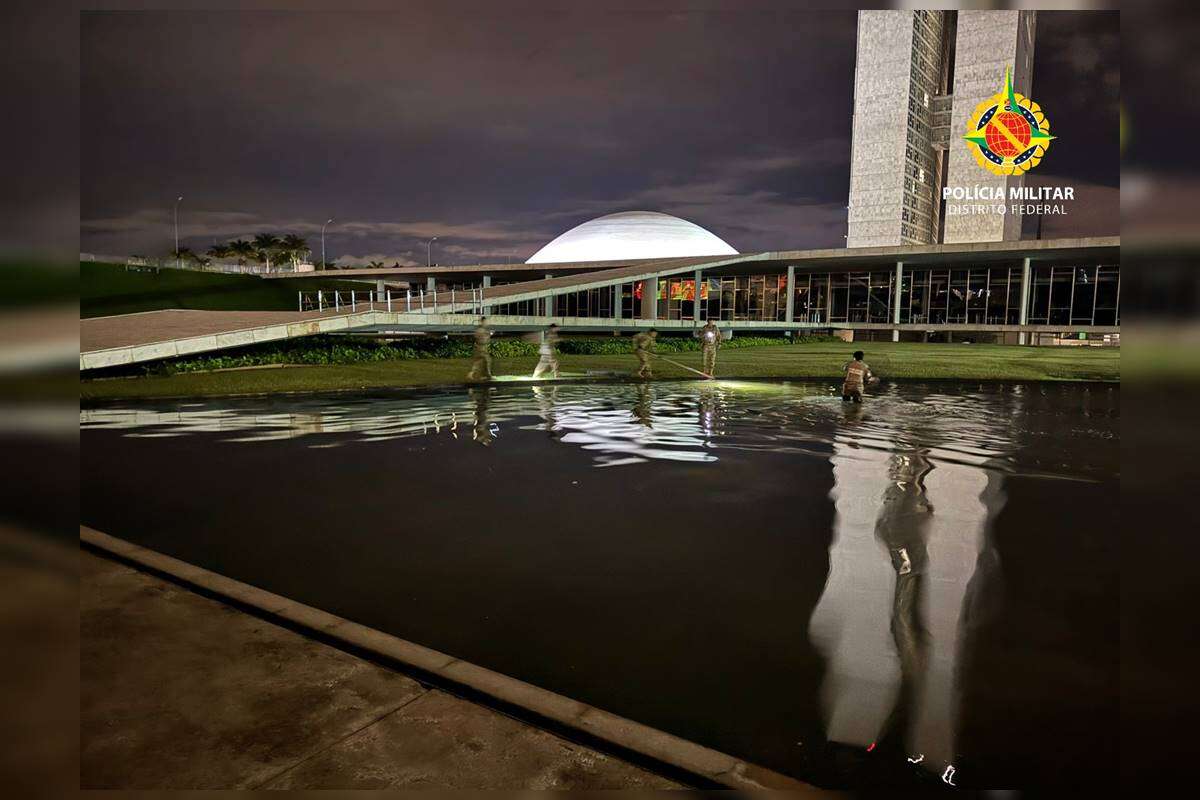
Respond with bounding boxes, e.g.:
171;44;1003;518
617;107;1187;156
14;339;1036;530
697;383;719;435
631;382;653;428
873;448;934;757
469;387;494;446
531;384;559;437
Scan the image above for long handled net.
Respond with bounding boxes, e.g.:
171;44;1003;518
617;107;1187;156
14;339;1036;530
649;352;712;379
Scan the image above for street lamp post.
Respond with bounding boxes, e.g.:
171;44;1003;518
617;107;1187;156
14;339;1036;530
174;195;184;266
321;218;334;269
426;236;438;268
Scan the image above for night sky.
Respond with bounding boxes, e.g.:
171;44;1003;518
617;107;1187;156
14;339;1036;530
81;6;1118;266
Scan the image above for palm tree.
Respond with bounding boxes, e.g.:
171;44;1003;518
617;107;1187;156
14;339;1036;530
171;246;197;264
279;234;309;268
206;243;233;262
252;233;281;270
367;260;384;269
227;239;255;266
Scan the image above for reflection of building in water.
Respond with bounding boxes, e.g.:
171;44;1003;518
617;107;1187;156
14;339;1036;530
873;449;934;756
811;398;1008;777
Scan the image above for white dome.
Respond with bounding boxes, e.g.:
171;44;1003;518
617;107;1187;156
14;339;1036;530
526;211;738;264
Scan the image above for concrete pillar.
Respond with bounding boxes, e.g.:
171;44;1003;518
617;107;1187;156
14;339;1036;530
544;273;554;316
824;274;833;324
426;275;436;292
694;268;704;323
891;261;902;342
785;265;796;324
1018;257;1031;345
376;278;386;294
612;284;620;319
641;277;658;321
482;274;492;312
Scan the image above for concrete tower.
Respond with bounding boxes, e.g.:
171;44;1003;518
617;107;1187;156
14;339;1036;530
846;10;953;248
942;10;1037;243
846;10;1036;247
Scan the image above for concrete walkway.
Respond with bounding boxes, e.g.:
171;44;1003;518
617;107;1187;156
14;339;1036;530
80;549;680;789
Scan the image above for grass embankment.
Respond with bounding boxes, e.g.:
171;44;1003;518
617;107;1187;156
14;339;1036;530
81;261;369;318
81;341;1119;401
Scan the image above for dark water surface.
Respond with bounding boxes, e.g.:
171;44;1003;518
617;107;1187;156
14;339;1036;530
81;380;1119;789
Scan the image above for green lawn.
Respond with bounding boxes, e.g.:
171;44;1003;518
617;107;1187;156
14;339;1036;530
81;261;370;318
81;341;1119;401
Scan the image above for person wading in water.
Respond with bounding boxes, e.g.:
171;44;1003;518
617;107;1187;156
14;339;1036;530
841;350;875;403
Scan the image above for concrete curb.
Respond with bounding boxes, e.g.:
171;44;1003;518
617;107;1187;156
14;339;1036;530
80;525;822;793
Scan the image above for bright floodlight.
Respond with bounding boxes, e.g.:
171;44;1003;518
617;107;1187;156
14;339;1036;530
526;211;738;264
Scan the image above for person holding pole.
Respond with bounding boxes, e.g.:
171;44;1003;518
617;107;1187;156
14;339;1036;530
696;319;721;377
467;316;494;381
632;328;657;379
532;323;561;380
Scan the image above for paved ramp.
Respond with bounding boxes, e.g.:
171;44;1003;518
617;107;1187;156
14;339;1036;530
80;308;378;370
79;255;749;370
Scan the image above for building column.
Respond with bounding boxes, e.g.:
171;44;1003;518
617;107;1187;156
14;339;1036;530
481;274;492;312
825;274;833;324
544;273;554;316
1018;257;1031;345
641;277;658;321
891;261;902;342
694;268;704;323
612;284;620;320
425;275;436;293
785;265;796;325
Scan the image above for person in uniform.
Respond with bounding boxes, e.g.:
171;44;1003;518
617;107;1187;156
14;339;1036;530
632;328;657;378
532;323;561;380
697;319;721;377
467;316;494;381
841;350;874;402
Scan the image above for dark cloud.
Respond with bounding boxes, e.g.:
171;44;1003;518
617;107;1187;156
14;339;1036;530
1030;11;1120;189
81;6;1115;263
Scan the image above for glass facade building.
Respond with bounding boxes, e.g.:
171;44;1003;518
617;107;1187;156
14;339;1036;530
466;263;1119;328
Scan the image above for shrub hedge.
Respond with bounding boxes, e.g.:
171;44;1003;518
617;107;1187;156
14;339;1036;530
150;332;839;375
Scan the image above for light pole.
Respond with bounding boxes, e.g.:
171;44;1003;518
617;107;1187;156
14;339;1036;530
321;218;334;269
173;195;184;266
426;236;438;268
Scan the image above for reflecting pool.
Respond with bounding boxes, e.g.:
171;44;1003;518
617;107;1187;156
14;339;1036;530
81;380;1119;789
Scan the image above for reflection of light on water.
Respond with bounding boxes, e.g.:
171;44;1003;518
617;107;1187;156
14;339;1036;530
80;382;821;468
811;386;1020;779
80;382;1059;479
80;383;1102;490
81;379;1117;784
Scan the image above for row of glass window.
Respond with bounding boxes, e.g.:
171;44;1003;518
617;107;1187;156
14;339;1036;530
453;265;1120;327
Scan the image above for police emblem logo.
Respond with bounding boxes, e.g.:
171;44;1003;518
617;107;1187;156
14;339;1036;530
963;67;1055;176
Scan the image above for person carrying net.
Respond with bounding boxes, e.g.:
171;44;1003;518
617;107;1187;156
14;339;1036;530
632;328;657;379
